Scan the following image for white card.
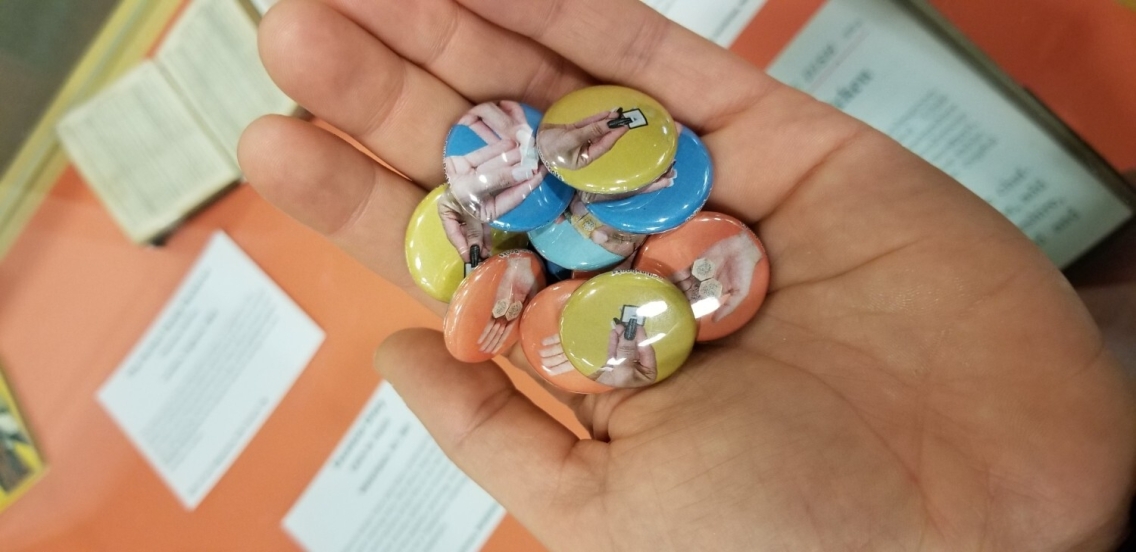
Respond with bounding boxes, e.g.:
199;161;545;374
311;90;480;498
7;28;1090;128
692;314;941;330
98;231;324;509
767;0;1132;267
643;0;769;47
283;382;505;552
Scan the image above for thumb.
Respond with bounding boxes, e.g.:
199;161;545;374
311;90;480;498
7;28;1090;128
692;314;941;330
375;329;589;532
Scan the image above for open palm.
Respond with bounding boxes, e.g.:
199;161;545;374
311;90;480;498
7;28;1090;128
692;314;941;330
238;0;1136;550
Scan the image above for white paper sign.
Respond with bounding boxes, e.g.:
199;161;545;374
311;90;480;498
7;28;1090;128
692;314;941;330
643;0;769;47
284;382;505;552
767;0;1132;267
98;231;324;509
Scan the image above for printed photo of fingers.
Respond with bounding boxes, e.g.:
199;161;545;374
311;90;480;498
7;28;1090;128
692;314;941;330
476;256;541;355
537;109;631;171
437;189;493;265
671;232;763;323
567;196;645;257
446;101;546;222
589;313;658;389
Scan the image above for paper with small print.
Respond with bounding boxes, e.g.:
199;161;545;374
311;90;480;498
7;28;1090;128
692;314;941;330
98;231;324;509
767;0;1132;267
642;0;769;47
284;382;505;552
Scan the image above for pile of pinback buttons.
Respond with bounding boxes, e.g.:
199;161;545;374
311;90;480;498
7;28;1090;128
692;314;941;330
405;85;771;392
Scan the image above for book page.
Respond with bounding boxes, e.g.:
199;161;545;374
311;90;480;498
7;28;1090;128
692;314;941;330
767;0;1132;268
249;0;279;15
56;62;239;243
98;232;325;509
155;0;295;161
643;0;769;47
284;382;505;552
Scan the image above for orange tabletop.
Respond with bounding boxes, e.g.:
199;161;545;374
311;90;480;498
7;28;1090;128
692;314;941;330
0;1;1132;550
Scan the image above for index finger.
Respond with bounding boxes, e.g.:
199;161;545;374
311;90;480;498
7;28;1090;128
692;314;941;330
458;0;774;131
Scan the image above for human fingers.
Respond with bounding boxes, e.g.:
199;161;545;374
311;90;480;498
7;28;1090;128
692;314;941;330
465;138;518;168
584;125;630;162
374;330;592;536
472;144;523;172
457;0;879;237
633;325;656;368
714;291;745;323
467;102;517;139
539;349;571;370
438;203;472;263
456;0;771;132
474;166;536;195
499;100;529;128
671;266;693;284
259;0;469;184
485;171;543;219
607;324;623;361
476;222;494;258
567;116;621;148
478;320;501;354
466;121;500;144
324;0;590;107
567;111;619;130
495;320;520;354
238;115;446;317
477;317;500;350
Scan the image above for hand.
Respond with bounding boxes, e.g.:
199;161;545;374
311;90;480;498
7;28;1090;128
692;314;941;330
239;1;1136;550
459;100;530;144
567;195;644;257
477;257;538;354
445;142;545;221
671;232;762;321
536;111;629;170
438;189;492;264
537;335;576;376
591;322;657;389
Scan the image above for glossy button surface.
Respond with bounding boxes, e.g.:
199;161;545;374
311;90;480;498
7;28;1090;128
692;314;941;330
444;250;547;363
445;101;574;231
405;186;527;303
519;280;614;395
560;271;695;389
537;86;678;194
583;127;712;234
528;195;645;271
635;212;770;342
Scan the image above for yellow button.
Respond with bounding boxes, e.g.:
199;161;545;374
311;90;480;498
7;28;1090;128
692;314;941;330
537;86;678;194
405;186;528;303
559;271;696;389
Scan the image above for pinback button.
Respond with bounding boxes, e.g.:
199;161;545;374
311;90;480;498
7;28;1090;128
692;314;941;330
405;186;528;303
529;195;645;271
537;86;678;195
444;250;547;363
444;101;574;232
559;271;696;389
583;127;713;234
519;280;614;395
634;212;770;342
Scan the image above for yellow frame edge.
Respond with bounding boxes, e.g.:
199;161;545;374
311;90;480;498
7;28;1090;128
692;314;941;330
0;0;185;259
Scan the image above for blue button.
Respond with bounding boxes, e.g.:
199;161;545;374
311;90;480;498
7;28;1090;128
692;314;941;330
583;127;712;234
528;218;627;271
445;102;574;232
527;194;646;271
